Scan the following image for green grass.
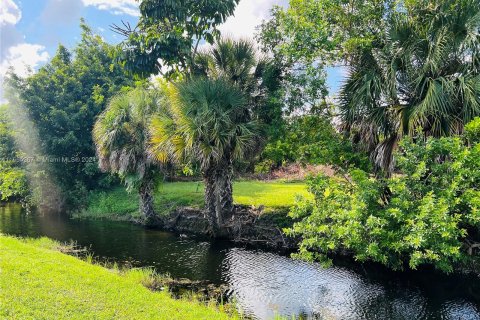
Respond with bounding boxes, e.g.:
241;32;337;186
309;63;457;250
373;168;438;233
76;180;311;220
233;180;310;207
0;234;234;320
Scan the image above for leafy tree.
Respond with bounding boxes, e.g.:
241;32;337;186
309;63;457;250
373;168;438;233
93;88;165;223
0;106;28;202
339;0;480;171
288;133;480;272
259;0;393;63
149;78;263;235
257;0;393;113
115;0;239;77
8;21;135;207
260;115;370;171
0;106;17;161
0;162;29;202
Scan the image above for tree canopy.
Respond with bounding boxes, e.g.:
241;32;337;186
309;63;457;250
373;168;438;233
115;0;240;77
7;20;135;207
339;0;480;171
0;106;28;202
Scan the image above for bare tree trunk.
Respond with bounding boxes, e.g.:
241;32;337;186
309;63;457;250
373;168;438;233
139;180;155;225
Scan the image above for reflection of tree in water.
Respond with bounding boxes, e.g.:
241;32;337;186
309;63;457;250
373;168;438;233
1;207;479;320
35;215;220;281
223;248;479;320
0;204;35;236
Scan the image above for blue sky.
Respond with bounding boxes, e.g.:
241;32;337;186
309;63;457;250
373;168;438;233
1;0;344;95
1;0;140;79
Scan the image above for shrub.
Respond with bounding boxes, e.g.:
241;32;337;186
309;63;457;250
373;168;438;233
465;117;480;145
287;136;480;272
261;115;370;171
0;161;29;201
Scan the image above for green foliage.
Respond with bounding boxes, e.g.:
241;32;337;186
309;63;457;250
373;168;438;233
116;0;239;77
192;38;283;131
260;115;370;170
0;106;29;202
93;87;167;221
150;76;267;232
0;235;233;319
257;0;393;112
288;135;480;272
339;0;480;171
76;180;310;220
257;6;328;114
0;163;29;201
8;21;134;207
259;0;392;62
0;106;17;161
465;117;480;145
150;78;264;169
94;87;164;190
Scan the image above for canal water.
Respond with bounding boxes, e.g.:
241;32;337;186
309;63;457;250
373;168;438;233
1;204;479;319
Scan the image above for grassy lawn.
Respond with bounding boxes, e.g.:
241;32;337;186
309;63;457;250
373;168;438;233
0;235;234;320
77;180;311;220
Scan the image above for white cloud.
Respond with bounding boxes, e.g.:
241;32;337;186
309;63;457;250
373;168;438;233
82;0;139;17
1;43;50;78
0;1;49;99
0;0;21;26
219;0;287;38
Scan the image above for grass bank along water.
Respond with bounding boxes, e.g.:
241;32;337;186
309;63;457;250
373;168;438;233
0;234;236;320
2;205;480;319
75;180;311;249
77;180;311;219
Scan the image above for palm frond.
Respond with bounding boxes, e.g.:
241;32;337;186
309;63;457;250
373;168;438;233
339;0;480;172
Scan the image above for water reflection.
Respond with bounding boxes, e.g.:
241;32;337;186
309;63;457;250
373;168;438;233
224;249;418;319
1;204;479;320
224;248;480;319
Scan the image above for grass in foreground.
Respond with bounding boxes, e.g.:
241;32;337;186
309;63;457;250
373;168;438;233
0;235;234;320
77;180;311;220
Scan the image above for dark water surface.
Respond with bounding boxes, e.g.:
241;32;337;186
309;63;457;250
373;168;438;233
1;204;479;319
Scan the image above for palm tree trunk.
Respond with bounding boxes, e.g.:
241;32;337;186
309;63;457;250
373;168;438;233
215;158;233;226
203;158;234;237
139;180;155;225
204;164;219;236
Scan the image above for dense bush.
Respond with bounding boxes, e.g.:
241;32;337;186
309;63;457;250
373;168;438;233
0;162;29;202
287;134;480;272
465;117;480;145
259;115;370;172
0;107;29;202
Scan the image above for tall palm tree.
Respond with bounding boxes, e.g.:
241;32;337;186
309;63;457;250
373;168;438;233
149;78;264;236
193;38;258;86
339;0;480;172
93;88;164;223
192;38;280;124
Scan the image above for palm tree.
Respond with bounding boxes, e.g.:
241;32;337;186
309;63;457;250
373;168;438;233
192;38;280;124
93;88;164;223
339;0;480;172
149;78;264;236
193;38;258;86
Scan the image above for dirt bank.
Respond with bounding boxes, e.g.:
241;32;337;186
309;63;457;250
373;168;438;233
148;205;298;250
